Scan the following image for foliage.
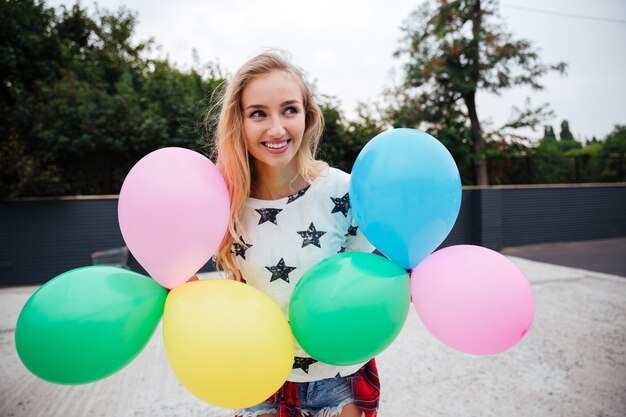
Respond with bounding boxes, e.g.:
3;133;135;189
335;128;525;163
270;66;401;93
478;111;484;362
0;1;225;197
599;125;626;181
319;99;385;173
485;121;623;184
1;1;623;198
559;120;574;141
543;126;556;141
390;0;566;184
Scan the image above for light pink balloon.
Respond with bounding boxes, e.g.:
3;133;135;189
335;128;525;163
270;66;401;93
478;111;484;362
411;245;535;355
118;148;230;289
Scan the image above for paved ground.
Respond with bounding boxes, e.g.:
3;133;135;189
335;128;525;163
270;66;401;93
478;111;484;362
1;247;625;417
501;237;626;277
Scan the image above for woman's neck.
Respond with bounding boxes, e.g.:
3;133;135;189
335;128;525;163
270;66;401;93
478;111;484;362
251;163;308;200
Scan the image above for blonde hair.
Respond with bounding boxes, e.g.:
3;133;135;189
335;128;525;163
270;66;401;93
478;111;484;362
209;51;327;280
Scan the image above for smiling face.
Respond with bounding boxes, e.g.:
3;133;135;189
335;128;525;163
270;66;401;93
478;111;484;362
241;70;306;175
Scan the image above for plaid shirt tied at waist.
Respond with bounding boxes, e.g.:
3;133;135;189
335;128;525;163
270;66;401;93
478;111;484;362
267;358;380;417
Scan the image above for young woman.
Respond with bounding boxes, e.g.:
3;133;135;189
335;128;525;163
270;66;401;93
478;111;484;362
209;51;380;417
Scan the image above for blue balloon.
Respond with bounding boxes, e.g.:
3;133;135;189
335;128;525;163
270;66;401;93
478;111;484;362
350;128;462;269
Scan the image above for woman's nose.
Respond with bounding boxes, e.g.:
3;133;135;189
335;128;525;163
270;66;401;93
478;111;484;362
267;115;286;138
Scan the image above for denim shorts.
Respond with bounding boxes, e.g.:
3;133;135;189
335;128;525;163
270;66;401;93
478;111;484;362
234;376;355;417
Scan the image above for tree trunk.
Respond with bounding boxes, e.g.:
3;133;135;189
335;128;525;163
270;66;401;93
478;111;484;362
467;0;488;185
464;92;488;185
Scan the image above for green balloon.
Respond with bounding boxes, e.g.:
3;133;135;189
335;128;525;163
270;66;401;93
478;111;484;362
289;252;410;365
15;266;168;384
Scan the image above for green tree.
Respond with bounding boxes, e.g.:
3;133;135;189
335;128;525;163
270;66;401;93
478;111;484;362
543;125;556;141
0;1;226;197
532;137;570;183
565;142;603;182
392;0;566;185
318;99;385;173
559;120;574;141
601;125;626;181
555;120;581;153
0;0;63;195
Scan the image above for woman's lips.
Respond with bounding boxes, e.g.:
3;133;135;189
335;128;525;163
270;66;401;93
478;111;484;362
262;139;291;154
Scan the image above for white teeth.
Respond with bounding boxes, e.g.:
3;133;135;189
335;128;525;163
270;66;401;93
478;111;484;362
264;141;288;149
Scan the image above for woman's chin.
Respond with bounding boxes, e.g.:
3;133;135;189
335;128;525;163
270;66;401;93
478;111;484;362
254;156;298;173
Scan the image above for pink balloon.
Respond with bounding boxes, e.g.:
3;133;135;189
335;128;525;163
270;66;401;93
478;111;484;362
118;148;230;289
411;245;535;355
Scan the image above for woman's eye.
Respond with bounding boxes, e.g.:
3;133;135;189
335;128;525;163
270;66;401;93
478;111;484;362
284;106;298;115
250;110;265;118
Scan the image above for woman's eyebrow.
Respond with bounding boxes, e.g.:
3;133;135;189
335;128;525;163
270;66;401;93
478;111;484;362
281;99;301;107
245;104;267;110
245;100;301;110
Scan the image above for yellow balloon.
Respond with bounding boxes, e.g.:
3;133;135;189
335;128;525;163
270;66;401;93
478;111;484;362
163;279;294;409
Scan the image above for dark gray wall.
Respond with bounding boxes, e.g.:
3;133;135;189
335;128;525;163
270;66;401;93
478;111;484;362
2;184;625;286
441;189;479;246
2;199;127;286
499;186;626;246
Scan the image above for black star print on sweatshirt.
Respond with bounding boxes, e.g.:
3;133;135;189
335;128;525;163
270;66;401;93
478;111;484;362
330;193;350;217
293;357;318;373
265;258;296;283
297;222;326;248
256;208;282;225
287;186;311;204
232;236;252;260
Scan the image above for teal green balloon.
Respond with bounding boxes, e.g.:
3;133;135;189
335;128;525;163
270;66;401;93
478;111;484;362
15;266;168;384
289;252;410;365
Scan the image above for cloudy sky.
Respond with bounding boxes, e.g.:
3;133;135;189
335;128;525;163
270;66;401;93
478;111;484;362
49;0;625;141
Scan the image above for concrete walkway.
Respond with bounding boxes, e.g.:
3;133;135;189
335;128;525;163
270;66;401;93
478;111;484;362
1;257;625;417
501;237;626;277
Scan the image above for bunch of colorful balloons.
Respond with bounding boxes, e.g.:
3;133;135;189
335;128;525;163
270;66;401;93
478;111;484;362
16;147;295;408
15;129;535;410
289;128;534;365
345;129;534;356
